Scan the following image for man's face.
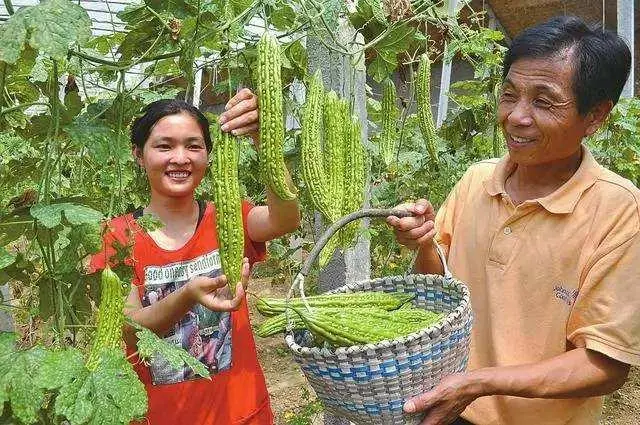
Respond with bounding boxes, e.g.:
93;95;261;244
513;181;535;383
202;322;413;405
497;51;594;166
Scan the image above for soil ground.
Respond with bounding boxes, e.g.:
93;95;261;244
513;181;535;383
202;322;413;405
248;278;639;425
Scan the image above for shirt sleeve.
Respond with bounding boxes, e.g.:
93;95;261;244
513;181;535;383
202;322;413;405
241;200;267;264
434;166;478;258
567;230;640;366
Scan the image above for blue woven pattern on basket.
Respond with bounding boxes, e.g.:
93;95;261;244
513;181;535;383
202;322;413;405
324;397;406;415
300;325;470;383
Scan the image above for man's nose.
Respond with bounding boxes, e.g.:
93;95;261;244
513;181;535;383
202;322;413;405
507;99;534;127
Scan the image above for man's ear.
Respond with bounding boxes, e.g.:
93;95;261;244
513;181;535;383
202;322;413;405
132;146;144;168
584;100;614;137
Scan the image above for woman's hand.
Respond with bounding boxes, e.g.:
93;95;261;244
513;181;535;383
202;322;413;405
386;199;437;250
186;258;250;312
218;88;260;144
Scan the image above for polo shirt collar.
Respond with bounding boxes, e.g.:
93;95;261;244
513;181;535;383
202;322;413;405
482;145;602;214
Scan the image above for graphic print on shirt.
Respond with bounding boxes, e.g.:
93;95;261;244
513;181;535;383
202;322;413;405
141;250;232;385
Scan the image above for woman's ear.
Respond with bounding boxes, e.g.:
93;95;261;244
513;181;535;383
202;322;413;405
132;146;144;168
584;100;614;137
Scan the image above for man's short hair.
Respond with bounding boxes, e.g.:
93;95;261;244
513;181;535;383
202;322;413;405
502;15;631;116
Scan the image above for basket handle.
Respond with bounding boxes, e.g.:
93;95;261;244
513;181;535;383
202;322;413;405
287;208;452;319
300;208;413;277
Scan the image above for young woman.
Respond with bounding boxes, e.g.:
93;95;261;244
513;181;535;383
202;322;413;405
90;89;300;424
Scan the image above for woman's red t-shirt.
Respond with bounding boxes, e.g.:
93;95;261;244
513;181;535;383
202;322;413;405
89;201;273;425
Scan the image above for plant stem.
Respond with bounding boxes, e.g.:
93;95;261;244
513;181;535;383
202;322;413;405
0;63;6;112
70;49;181;70
3;0;14;15
43;61;61;202
145;5;175;33
0;102;50;117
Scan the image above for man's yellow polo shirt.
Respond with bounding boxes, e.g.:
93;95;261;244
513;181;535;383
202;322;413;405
434;146;640;425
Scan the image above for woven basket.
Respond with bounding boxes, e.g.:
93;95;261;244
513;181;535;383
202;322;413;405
284;209;473;425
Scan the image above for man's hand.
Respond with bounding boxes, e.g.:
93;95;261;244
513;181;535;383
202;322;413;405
218;88;260;143
186;257;250;312
404;373;481;425
386;199;437;250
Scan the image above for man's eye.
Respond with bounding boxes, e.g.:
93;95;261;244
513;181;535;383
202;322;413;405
499;92;516;102
533;98;552;108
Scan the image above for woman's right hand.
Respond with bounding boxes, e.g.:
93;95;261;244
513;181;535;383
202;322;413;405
186;258;250;312
386;199;437;250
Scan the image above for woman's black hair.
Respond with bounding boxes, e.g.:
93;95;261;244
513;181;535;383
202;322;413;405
503;15;631;116
130;99;212;151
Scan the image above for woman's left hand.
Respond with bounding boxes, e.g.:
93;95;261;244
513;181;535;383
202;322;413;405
218;88;260;145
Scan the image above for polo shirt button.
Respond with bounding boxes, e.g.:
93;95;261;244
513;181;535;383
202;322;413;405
503;226;512;235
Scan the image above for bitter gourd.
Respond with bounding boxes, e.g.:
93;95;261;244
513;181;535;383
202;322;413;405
211;124;244;292
86;266;125;370
257;32;297;201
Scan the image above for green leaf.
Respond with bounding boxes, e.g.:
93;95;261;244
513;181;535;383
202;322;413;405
0;248;16;270
35;348;85;390
373;23;415;54
65;117;119;163
54;368;93;424
368;52;396;83
365;0;387;23
135;214;164;233
25;0;92;61
30;202;103;229
228;0;254;15
1;347;47;425
134;324;210;379
0;9;28;64
64;90;84;121
0;206;32;246
28;53;50;82
270;1;297;30
90;349;147;424
284;40;307;80
62;204;104;226
0;332;17;359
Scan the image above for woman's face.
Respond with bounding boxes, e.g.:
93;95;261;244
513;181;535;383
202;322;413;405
135;112;208;200
497;52;599;166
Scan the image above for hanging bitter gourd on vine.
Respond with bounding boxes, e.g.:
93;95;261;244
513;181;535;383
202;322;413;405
86;266;125;371
380;78;398;166
257;32;297;201
341;114;366;247
301;70;336;223
416;53;439;163
318;92;347;267
211;125;244;292
323;91;345;219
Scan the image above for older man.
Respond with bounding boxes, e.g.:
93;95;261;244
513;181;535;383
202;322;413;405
387;15;638;425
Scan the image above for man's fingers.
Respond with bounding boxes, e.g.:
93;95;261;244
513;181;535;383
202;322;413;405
220;110;259;133
415;228;437;246
220;97;258;124
231;123;259;136
393;215;427;232
404;391;437;413
225;88;254;110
